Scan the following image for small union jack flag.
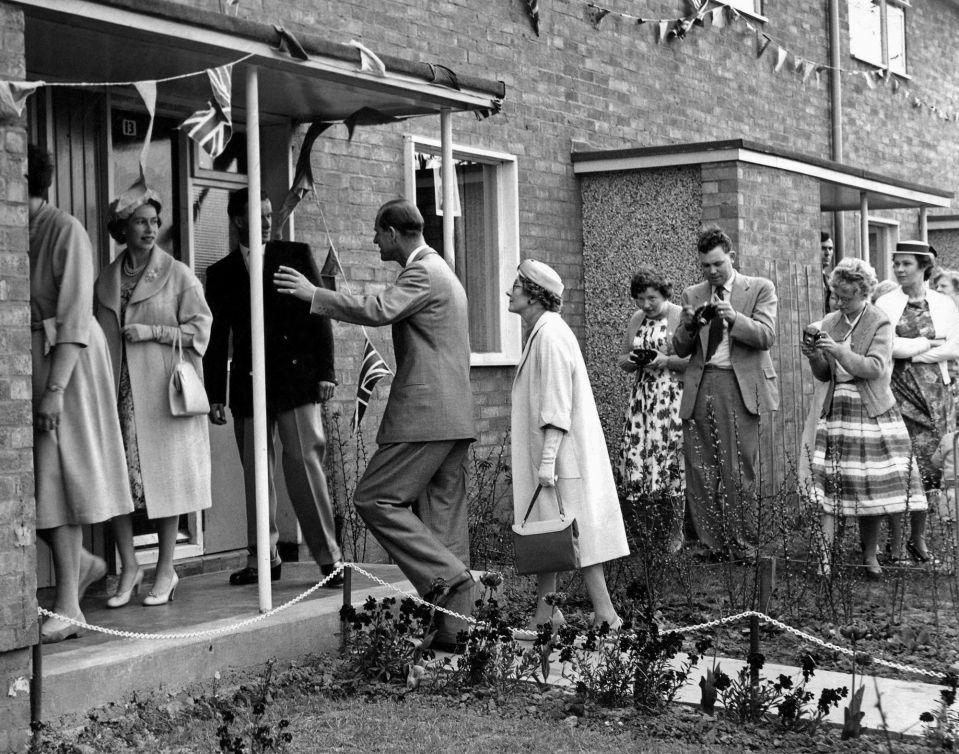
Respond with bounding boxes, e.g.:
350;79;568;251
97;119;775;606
352;334;392;433
182;64;233;158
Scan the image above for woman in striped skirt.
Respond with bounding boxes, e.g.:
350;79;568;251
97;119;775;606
803;258;926;579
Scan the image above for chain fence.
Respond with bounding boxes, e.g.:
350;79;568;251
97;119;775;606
37;562;951;684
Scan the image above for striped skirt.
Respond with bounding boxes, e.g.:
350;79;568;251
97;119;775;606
809;383;927;516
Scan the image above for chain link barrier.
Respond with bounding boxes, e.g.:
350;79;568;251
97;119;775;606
37;563;950;684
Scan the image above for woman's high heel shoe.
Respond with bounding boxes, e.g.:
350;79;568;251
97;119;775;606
906;540;940;565
106;568;143;609
862;558;883;581
142;572;178;606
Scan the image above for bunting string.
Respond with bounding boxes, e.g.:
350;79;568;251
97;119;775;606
583;1;959;123
34;53;255;89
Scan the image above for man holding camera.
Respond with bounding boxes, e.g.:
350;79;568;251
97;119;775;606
673;225;779;560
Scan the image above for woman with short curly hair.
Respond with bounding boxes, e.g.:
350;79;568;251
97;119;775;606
616;266;689;553
803;257;925;579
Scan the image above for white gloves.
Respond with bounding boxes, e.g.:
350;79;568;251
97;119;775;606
537;426;565;487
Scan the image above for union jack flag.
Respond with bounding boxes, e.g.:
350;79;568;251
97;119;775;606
182;64;233;158
352;334;392;433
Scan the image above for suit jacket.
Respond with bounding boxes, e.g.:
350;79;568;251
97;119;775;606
673;272;780;418
204;241;335;418
309;248;475;444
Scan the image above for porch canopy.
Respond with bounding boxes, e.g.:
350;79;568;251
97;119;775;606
21;0;505;611
571;139;953;214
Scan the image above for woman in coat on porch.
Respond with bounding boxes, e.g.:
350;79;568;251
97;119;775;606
509;259;630;632
28;145;134;643
875;240;959;563
95;183;213;607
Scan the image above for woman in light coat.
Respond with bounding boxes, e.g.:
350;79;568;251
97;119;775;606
95;186;212;607
509;260;630;631
28;145;134;643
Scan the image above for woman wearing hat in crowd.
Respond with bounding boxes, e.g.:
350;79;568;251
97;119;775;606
28;145;134;642
875;240;959;563
508;260;630;632
95;182;213;607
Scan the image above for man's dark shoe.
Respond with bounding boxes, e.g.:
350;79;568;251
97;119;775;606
429;636;466;654
320;562;345;589
423;572;473;610
229;562;282;585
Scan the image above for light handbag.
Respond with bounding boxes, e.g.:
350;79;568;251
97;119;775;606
511;484;580;575
168;330;210;417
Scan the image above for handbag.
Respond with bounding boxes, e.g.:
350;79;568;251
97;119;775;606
511;484;580;575
168;330;210;417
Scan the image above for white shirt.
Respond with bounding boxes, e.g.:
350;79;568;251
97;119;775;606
709;270;736;369
405;244;430;266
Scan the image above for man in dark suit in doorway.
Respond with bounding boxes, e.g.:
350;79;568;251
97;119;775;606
673;225;779;560
204;188;343;587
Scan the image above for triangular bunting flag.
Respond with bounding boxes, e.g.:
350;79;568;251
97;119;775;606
774;47;788;72
274;120;334;232
757;33;771;58
525;0;541;36
711;6;726;29
864;71;876;89
352;334;393;433
319;243;340;291
802;61;816;85
588;7;610;28
273;25;309;61
427;64;460;90
658;20;670;43
350;40;386;76
181;64;233;158
0;80;43;120
342;107;402;141
133;81;157;178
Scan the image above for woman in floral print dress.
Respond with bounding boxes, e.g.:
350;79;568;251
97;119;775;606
617;268;689;552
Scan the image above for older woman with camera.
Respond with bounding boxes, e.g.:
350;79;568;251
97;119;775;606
616;267;689;553
509;260;629;631
874;241;959;563
95;183;213;607
803;258;925;579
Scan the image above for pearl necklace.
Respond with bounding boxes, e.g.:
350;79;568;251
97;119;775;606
122;252;148;278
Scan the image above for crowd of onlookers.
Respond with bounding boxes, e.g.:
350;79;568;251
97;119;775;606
616;227;959;580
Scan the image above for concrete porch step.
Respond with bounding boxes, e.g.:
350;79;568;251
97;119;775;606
38;563;414;719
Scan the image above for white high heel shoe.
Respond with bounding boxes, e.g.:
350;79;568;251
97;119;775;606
106;568;144;609
142;571;179;606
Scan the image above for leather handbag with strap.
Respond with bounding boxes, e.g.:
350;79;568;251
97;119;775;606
168;330;210;418
511;484;580;575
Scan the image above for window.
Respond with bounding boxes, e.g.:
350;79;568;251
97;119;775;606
723;0;762;16
865;217;899;281
404;136;521;366
849;0;908;76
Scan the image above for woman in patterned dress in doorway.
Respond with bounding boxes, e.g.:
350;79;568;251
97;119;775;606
616;267;689;553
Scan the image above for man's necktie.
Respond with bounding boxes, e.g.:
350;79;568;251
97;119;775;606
705;287;724;362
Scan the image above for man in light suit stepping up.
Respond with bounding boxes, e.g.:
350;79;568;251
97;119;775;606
275;199;476;651
673;225;779;561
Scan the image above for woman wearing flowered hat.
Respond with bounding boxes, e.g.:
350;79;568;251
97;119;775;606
95;181;213;607
875;240;959;563
508;259;629;633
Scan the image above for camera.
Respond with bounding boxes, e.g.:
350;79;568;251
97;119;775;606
631;348;657;367
696;303;718;322
802;325;821;348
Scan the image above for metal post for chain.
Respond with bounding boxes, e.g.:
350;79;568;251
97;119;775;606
749;557;776;694
340;564;352;651
30;629;42;727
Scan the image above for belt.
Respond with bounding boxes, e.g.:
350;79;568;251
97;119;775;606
702;363;733;372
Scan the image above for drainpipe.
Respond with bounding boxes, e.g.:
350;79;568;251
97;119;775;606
828;0;845;256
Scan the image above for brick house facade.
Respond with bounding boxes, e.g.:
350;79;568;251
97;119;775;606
2;0;959;746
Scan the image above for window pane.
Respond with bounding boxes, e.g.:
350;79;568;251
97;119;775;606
191;185;232;285
887;5;907;74
848;0;883;67
725;0;760;13
414;154;500;353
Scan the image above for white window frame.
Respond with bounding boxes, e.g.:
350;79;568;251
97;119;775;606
848;0;909;77
864;215;900;282
403;135;522;367
718;0;766;22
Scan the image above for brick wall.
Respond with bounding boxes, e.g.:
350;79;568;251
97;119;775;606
0;1;35;748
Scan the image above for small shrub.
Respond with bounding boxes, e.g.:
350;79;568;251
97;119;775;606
339;596;435;684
